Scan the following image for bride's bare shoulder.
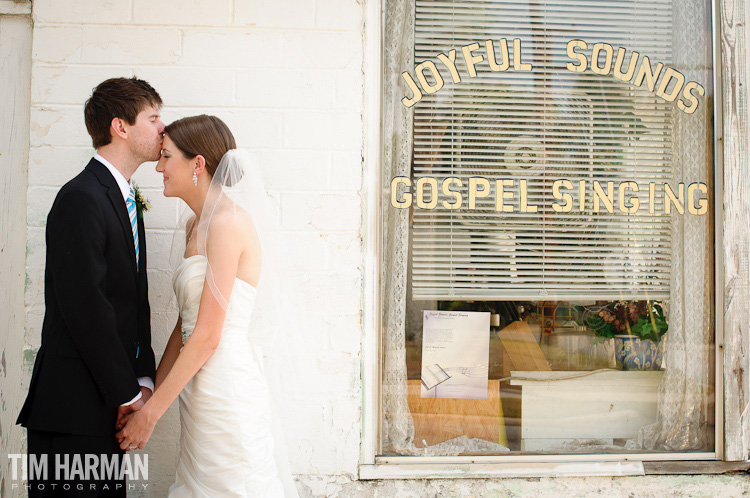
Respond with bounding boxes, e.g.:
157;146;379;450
206;204;256;238
233;205;257;232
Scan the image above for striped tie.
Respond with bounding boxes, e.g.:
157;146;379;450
126;188;140;271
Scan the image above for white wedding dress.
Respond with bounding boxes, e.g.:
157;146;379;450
167;254;297;498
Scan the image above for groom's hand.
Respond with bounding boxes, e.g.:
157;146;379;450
116;396;145;430
116;387;152;429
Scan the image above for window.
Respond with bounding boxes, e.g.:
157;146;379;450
379;0;716;461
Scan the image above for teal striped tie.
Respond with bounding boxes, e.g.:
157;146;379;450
126;188;139;271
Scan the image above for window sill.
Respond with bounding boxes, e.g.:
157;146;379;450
642;461;750;475
359;461;645;479
359;457;745;479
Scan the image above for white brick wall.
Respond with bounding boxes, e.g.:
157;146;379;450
26;0;364;495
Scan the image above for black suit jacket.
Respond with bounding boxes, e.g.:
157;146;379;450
17;158;157;436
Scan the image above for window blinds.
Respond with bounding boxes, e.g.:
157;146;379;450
411;0;675;301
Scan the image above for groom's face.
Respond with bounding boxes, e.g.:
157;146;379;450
129;105;165;163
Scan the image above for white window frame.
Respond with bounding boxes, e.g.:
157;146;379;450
360;0;748;479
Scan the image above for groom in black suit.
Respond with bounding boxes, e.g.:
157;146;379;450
17;77;163;497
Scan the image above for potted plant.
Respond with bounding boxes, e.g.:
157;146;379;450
585;301;668;370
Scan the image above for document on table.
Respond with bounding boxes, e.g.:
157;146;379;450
420;310;490;399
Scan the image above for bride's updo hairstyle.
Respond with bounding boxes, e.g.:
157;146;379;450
164;114;241;185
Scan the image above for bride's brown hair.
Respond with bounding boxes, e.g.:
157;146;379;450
165;114;237;181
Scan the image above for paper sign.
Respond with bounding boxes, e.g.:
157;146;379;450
420;310;490;399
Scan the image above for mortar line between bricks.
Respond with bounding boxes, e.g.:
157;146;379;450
28;185;362;194
34;22;361;33
33;63;361;77
30;102;358;111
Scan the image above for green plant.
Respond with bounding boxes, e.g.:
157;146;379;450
586;300;668;343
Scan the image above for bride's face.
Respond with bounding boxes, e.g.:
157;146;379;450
156;135;194;198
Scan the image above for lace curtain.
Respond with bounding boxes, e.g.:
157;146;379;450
625;0;713;452
381;0;714;455
381;0;420;454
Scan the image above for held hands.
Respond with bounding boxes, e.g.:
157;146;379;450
116;387;156;451
115;386;151;429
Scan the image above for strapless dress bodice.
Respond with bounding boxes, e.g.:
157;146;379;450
168;255;292;498
172;254;258;344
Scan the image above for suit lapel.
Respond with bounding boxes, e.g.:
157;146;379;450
87;159;139;279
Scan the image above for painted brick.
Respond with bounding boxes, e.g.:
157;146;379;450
290;270;361;315
150;311;179;352
24;267;45;310
331;396;362;474
24;310;45;349
140;190;180;231
132;67;236;107
180;30;284;68
28;147;95;187
32;26;82;64
278;314;327;361
30;106;90;148
330;150;362;191
26;227;46;270
147;269;178;313
277;232;327;272
252;149;331;191
236;69;336;110
233;0;315;29
282;110;361;151
26;187;57;228
326;313;362;354
143;229;180;274
282;31;362;69
282;398;332;465
323;232;361;270
33;0;130;24
159;109;282;150
217;110;284;149
22;347;39;393
315;0;364;31
32;66;132;106
334;68;363;109
80;27;181;65
132;0;232;26
281;192;361;231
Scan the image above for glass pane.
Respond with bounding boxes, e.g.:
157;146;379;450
381;0;715;457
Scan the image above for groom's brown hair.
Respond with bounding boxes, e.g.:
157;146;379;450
84;77;162;148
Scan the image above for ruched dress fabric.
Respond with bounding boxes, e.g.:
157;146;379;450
167;255;287;498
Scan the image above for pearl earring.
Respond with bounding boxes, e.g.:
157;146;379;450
193;171;198;186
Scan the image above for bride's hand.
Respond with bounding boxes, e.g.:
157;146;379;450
115;404;157;451
116;411;133;431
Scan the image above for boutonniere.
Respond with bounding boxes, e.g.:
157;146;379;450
132;182;151;218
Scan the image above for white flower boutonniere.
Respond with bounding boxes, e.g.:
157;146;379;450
132;182;151;218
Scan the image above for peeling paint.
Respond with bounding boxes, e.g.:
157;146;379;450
292;475;750;498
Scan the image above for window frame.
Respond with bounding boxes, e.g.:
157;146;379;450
360;0;741;478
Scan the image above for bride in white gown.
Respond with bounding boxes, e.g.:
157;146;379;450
115;115;299;498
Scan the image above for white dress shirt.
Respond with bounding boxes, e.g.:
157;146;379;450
94;153;155;406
